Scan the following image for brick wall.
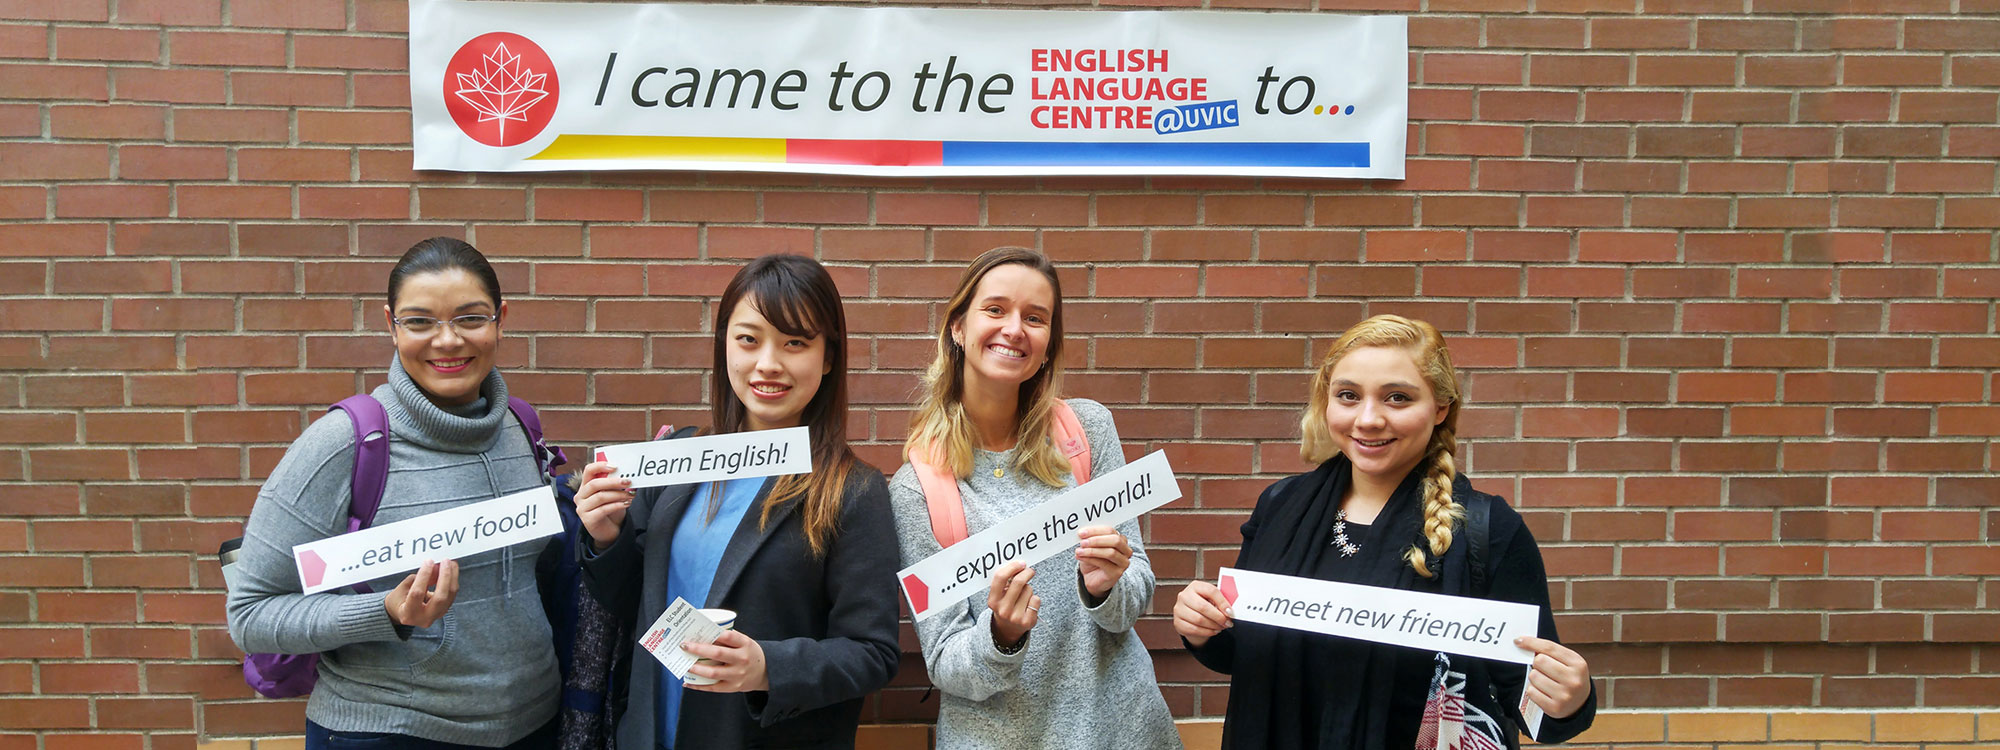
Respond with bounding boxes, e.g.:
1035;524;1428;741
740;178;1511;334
2;0;1997;746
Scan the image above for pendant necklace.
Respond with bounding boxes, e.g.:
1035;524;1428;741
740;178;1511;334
1332;509;1360;557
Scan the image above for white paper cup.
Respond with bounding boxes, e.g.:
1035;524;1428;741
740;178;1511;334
683;608;736;686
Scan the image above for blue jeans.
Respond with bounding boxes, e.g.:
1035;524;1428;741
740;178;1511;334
306;718;555;750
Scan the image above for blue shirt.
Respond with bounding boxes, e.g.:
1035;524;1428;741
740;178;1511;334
658;477;765;750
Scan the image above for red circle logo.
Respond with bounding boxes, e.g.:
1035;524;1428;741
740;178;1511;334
443;32;559;148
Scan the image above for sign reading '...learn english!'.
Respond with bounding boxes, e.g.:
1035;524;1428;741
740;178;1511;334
409;0;1406;178
594;426;812;490
898;450;1181;622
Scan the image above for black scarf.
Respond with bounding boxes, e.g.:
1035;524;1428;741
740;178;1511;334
1225;454;1434;750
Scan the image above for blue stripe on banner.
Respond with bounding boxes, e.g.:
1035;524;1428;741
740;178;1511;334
940;141;1370;168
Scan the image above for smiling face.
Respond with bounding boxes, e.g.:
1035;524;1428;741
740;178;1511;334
385;269;504;407
950;263;1056;393
724;297;828;432
1323;345;1451;485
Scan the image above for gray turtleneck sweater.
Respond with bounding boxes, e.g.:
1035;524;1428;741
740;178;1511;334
226;359;558;746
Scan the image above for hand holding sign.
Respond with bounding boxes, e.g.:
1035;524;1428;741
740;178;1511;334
1518;636;1591;721
1172;580;1233;647
898;451;1181;623
384;559;459;627
575;457;635;551
1074;526;1131;599
987;562;1039;647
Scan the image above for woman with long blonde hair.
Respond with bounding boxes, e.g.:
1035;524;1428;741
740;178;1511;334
1174;314;1595;749
890;247;1179;749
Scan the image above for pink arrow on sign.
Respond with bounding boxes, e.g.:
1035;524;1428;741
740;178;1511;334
298;550;327;588
1219;573;1237;606
901;573;929;614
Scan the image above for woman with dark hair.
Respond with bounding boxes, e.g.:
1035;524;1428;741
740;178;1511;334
1174;314;1595;749
571;254;900;750
889;247;1179;749
227;237;563;749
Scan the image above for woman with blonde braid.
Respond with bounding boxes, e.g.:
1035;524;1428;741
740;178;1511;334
1174;315;1595;749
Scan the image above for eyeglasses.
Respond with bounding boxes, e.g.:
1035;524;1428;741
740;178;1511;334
393;314;498;337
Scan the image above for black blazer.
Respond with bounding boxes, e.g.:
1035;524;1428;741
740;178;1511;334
579;454;901;750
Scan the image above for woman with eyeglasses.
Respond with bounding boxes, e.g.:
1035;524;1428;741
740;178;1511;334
227;238;563;750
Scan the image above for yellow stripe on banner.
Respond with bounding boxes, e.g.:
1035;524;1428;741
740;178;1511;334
526;134;787;163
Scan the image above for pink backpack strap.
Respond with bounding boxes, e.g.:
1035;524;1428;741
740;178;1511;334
1050;399;1092;485
913;401;1092;550
910;446;969;549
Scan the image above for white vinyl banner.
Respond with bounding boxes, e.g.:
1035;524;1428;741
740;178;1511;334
593;427;812;490
898;450;1180;622
409;0;1407;178
293;486;561;595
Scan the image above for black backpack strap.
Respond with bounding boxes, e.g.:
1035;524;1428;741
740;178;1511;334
1465;491;1492;597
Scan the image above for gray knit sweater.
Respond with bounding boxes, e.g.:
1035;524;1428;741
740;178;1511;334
225;358;558;746
888;399;1181;750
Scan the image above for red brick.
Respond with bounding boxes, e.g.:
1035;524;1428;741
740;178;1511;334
228;70;347;107
1424;123;1525;156
1097;194;1198;226
296;186;407;220
299;110;411;145
113;0;219;23
130;373;237;406
0;62;109;102
53;26;157;63
1481;90;1579;123
229;0;344;29
54;185;170;219
0;299;103;331
987;194;1087;226
521;188;639;223
295;33;405;70
0;143;111;180
50;103;168;140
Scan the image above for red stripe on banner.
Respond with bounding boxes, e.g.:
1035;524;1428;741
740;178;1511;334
788;139;944;166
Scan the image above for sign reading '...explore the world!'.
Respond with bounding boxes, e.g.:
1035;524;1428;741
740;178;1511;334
408;0;1406;178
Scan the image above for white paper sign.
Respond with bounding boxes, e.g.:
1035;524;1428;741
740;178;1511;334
293;486;560;595
1220;566;1545;740
638;597;726;680
594;427;811;490
1220;567;1537;664
897;450;1180;622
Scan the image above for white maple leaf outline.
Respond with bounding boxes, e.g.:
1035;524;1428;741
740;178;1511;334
453;42;549;144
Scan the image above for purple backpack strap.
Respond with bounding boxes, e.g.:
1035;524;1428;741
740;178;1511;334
328;395;389;597
507;396;566;477
330;395;391;532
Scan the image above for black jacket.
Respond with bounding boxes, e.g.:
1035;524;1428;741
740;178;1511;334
579;458;901;750
1188;472;1596;748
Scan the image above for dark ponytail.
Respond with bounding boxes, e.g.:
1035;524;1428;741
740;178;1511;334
388;237;501;309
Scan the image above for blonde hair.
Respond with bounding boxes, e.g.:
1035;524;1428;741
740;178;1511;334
1301;314;1463;578
906;248;1071;488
